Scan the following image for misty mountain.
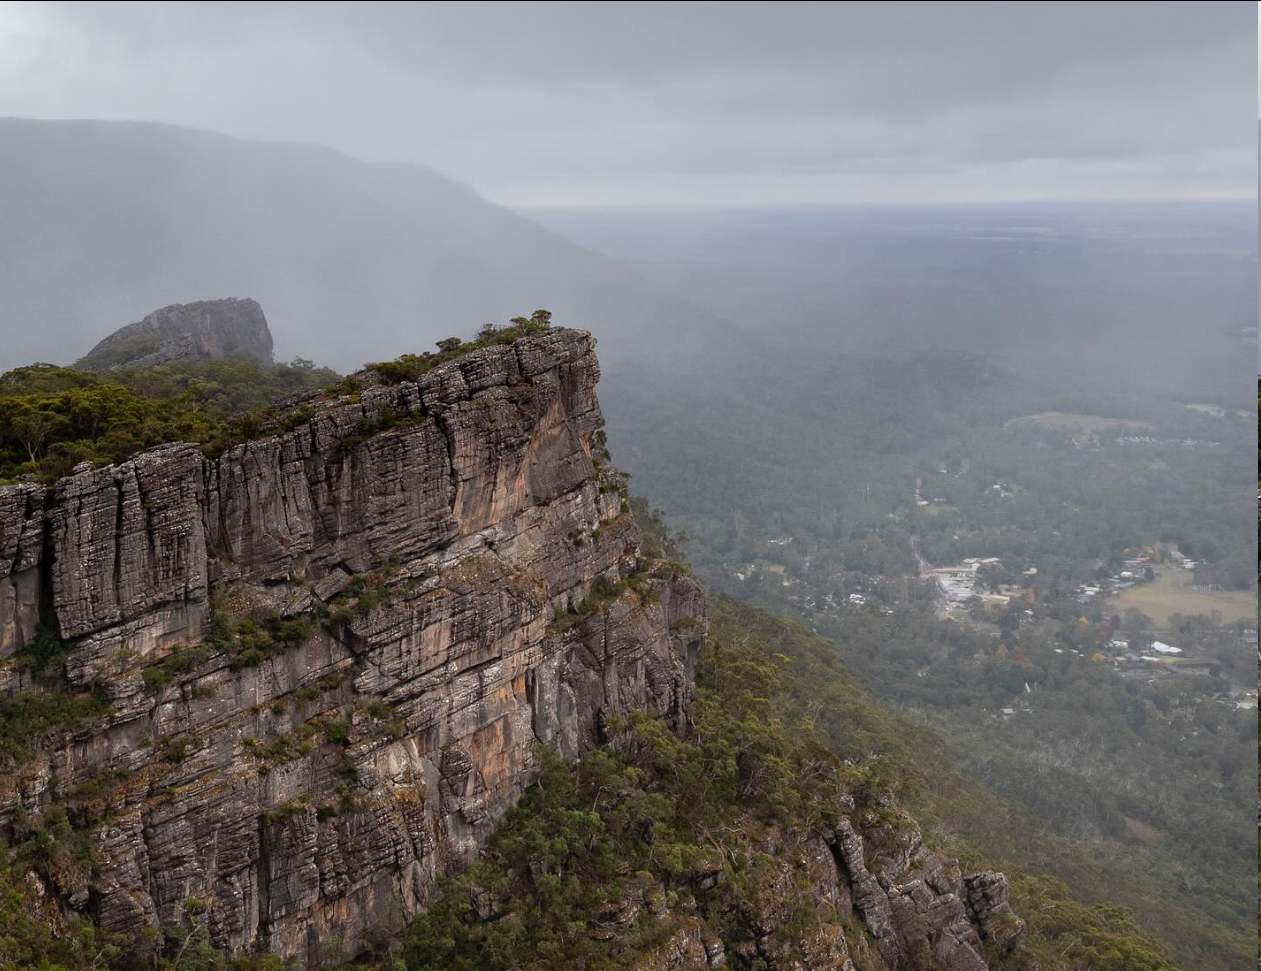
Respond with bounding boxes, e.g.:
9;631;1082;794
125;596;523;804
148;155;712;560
0;117;744;374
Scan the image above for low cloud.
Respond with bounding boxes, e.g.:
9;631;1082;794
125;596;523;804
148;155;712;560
0;1;1254;204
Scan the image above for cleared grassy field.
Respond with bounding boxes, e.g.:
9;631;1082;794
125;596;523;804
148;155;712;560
1004;412;1153;433
1108;568;1256;625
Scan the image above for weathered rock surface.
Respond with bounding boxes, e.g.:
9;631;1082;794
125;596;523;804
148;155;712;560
76;297;274;370
964;870;1027;954
0;482;45;663
829;814;1014;971
1;327;704;967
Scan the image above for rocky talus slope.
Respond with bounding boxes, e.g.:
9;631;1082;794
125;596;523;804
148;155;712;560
0;326;1021;971
75;297;274;370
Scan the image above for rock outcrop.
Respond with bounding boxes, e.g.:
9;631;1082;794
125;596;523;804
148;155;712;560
76;297;274;370
523;803;1024;971
0;324;1023;971
718;813;1023;971
0;327;705;967
830;816;1025;971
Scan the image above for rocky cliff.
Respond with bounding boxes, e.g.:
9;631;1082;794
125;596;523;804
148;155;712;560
0;326;705;966
0;324;1024;971
75;297;274;370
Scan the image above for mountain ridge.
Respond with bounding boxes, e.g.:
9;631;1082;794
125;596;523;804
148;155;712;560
0;116;752;376
0;323;708;966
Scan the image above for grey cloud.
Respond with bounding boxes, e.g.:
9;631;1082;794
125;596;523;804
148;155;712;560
0;1;1253;204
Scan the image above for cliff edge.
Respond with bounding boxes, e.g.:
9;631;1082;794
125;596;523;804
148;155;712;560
0;326;706;966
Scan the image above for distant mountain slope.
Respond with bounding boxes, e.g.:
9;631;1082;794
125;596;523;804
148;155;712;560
0;117;742;373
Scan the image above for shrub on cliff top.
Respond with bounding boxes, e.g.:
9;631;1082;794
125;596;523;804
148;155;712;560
369;310;553;385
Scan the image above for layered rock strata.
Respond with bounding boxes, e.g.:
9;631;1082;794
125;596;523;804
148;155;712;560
0;328;704;966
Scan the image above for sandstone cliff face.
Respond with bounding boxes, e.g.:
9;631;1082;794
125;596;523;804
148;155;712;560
0;325;1023;971
0;328;705;966
76;297;274;370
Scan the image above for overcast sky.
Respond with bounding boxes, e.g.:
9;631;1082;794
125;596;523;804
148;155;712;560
0;1;1255;205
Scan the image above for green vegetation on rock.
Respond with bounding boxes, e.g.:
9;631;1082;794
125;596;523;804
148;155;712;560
367;310;553;386
0;311;557;484
0;356;338;482
0;684;112;764
3;625;111;764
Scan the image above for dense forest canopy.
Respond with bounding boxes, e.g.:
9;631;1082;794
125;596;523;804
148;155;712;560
0;357;338;483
